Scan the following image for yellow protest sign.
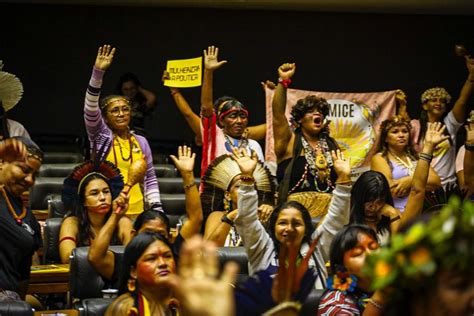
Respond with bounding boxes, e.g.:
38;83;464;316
164;57;202;88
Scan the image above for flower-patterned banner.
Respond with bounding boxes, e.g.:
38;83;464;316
264;88;397;179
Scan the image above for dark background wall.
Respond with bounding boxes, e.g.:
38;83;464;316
1;3;473;152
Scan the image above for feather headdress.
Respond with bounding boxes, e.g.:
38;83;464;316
62;143;124;213
0;64;24;112
201;154;276;217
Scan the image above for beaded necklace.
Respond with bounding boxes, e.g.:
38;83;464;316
300;137;334;193
0;186;35;235
112;134;138;164
389;150;416;176
224;133;248;152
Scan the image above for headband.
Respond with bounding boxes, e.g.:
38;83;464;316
421;87;452;104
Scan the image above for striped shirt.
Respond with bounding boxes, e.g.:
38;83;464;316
83;67;162;211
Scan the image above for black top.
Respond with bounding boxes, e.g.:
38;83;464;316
0;191;42;292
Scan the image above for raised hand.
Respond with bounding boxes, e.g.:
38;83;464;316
424;122;449;148
0;138;27;162
278;63;296;80
204;46;227;71
465;55;474;75
166;236;238;316
162;70;170;82
257;204;274;224
94;45;116;71
170;145;196;174
113;191;129;216
395;89;407;106
231;148;257;176
331;149;351;180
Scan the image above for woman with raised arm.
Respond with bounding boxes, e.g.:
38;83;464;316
412;54;474;197
88;146;203;281
352;122;449;245
371;115;441;212
201;153;275;247
59;157;132;264
272;63;339;215
200;46;266;177
84;45;162;217
234;147;352;289
0;137;42;301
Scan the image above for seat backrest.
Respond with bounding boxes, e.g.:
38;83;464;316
0;301;34;315
160;194;186;216
29;177;64;210
38;163;77;177
300;289;325;315
77;297;114;316
48;195;66;218
43;217;63;264
217;247;249;284
70;246;125;301
154;164;178;178
43;152;84;164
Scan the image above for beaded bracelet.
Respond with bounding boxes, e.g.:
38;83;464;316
278;78;292;89
183;182;196;190
419;152;433;162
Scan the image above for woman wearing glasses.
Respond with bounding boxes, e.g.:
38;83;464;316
83;45;162;217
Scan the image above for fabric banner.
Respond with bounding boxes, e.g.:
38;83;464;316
265;88;397;178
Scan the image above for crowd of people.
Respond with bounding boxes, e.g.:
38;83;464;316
0;44;473;315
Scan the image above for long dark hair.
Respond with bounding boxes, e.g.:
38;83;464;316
268;200;315;254
329;224;378;275
133;209;170;236
350;171;393;235
118;232;174;295
74;173;116;246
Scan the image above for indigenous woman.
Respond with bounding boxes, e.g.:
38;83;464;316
317;225;386;316
352;123;448;245
59;156;132;264
200;46;266;178
371;115;441;212
84;45;162;217
272;63;339;216
105;232;179;316
88;146;203;281
412;54;474;197
0;137;42;301
201;153;275;247
234;148;352;289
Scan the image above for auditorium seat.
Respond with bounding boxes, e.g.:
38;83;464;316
43;217;63;264
161;194;186;216
38;163;76;177
217;247;249;285
76;297;113;316
70;246;125;303
154;164;178;178
43;152;84;164
158;178;200;194
30;177;65;210
0;301;34;315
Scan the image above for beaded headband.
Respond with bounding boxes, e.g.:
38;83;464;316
420;87;452;104
379;115;412;133
100;96;131;110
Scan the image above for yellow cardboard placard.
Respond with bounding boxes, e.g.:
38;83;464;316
164;56;202;88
